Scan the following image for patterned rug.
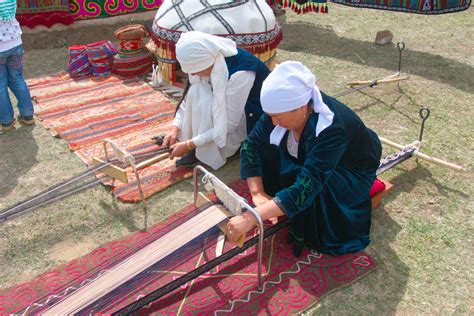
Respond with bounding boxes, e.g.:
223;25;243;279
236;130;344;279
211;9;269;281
0;180;377;315
331;0;471;14
28;72;193;202
70;0;163;20
16;0;74;28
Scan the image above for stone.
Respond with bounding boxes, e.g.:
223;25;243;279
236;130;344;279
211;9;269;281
375;30;394;45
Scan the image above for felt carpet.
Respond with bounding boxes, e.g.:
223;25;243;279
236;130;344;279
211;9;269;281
27;72;193;202
0;180;377;315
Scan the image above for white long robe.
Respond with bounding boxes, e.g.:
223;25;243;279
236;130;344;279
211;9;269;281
173;71;256;169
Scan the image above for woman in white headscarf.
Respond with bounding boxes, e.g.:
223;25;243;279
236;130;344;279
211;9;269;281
227;61;382;256
162;31;272;170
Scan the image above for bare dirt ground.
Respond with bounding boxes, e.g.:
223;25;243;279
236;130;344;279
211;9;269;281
1;6;473;315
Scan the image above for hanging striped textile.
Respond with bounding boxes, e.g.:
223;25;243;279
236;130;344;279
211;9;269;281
331;0;471;14
0;0;16;21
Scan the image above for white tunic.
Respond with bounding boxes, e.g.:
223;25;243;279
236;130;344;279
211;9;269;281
0;18;22;52
173;70;256;170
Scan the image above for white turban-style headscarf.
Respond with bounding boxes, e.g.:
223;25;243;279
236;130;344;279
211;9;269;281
176;31;238;148
260;61;334;146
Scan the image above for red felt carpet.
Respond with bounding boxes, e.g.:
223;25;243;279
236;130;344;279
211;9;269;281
27;72;193;202
0;180;376;315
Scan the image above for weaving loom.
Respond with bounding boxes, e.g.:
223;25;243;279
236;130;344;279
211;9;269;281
0;107;467;313
0;138;170;222
35;165;265;314
148;0;282;85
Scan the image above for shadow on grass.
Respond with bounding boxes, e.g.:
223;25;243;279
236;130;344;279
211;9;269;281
351;88;419;123
385;163;468;201
365;162;466;313
0;125;38;198
280;22;474;94
99;199;141;232
369;203;410;314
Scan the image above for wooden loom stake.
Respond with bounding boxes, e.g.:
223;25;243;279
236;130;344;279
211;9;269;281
379;137;466;172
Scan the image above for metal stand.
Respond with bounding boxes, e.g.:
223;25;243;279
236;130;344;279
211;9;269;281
192;165;265;291
397;41;406;91
418;107;431;142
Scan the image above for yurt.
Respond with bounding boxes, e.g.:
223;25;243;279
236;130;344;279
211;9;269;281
148;0;282;85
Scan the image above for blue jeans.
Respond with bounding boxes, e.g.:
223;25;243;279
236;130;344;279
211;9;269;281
0;45;34;125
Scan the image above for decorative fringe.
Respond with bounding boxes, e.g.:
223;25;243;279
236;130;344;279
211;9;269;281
16;10;73;28
279;0;328;14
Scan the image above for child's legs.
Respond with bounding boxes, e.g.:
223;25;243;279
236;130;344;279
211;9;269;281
6;45;34;118
0;58;14;124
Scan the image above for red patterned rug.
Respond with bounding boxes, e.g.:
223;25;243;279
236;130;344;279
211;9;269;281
27;72;193;202
0;180;377;315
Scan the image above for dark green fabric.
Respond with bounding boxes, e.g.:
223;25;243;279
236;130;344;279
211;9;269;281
241;93;382;255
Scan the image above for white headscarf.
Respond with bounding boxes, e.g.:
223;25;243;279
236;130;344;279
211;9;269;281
260;61;334;145
176;31;238;148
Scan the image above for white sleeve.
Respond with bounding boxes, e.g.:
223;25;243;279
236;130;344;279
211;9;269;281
192;131;214;147
172;100;184;129
225;71;256;133
175;98;214;146
192;71;256;147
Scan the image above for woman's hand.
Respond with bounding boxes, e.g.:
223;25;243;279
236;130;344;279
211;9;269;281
162;126;180;147
227;212;257;243
169;141;189;159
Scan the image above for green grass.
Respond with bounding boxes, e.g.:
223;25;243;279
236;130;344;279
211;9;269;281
1;5;473;315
